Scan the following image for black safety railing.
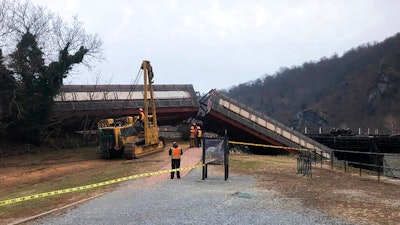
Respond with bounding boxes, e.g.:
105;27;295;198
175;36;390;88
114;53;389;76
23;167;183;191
310;149;400;181
297;151;313;177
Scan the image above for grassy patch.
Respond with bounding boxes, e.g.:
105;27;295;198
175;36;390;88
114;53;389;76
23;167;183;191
230;154;297;173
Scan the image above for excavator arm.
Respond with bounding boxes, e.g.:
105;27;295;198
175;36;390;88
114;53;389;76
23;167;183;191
141;60;159;146
98;60;165;159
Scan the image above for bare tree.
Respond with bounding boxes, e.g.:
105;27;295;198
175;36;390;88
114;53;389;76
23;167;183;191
0;0;102;64
0;1;13;43
0;0;103;145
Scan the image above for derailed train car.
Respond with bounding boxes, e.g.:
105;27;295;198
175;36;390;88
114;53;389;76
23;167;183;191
52;84;200;128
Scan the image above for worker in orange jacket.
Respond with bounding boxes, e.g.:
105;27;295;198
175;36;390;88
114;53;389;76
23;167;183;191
189;123;197;148
196;124;202;147
138;108;145;127
169;142;183;179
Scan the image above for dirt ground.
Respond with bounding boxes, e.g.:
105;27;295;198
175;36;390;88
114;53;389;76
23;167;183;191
1;147;400;225
230;155;400;225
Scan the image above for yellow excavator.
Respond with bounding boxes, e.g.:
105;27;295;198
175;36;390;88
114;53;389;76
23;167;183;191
98;60;165;159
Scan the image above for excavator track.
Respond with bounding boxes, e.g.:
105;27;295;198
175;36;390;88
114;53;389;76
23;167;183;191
124;138;165;159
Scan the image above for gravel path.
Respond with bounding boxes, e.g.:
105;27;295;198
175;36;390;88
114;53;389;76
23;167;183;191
31;149;354;225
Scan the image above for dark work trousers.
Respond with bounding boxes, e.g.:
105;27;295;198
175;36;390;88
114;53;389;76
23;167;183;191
171;159;181;179
196;137;202;147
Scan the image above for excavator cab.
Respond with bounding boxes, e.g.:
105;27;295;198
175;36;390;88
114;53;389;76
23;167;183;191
98;60;165;159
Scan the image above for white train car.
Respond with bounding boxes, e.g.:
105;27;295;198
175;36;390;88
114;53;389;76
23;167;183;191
55;84;196;102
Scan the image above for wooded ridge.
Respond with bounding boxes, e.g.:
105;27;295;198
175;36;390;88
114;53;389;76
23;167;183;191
225;33;400;135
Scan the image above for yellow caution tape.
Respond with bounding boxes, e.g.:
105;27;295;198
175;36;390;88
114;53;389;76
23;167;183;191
229;141;310;152
0;164;204;206
2;141;311;206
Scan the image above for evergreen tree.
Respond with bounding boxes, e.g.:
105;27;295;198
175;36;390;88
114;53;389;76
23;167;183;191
0;49;17;137
5;32;89;144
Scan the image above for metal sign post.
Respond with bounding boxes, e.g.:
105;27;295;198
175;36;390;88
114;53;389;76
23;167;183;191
202;137;229;180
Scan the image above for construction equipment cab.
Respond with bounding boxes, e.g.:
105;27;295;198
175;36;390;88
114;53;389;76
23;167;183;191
98;60;165;159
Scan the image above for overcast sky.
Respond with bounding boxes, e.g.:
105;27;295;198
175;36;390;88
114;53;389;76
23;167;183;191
32;0;400;94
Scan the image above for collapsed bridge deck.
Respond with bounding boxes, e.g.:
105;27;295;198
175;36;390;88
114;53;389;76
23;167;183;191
53;85;333;156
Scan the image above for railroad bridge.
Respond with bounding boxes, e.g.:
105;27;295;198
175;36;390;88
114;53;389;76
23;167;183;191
53;84;332;156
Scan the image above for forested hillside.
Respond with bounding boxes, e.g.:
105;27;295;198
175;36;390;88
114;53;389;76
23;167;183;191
225;33;400;134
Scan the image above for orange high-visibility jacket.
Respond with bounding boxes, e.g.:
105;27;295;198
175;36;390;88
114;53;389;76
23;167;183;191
169;147;183;159
190;126;196;137
196;126;202;137
139;111;145;120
